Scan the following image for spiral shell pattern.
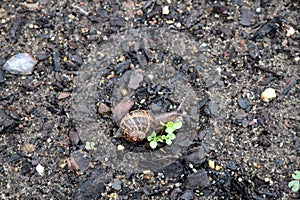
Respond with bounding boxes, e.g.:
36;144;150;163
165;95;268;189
120;110;155;142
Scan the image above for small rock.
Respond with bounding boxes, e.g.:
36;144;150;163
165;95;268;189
184;146;206;166
114;60;131;75
208;160;215;170
128;71;144;89
69;129;80;144
215;165;222;171
97;102;111;114
261;88;276;102
160;161;184;178
162;6;169;15
2;53;37;75
23;143;35;153
36;164;44;176
76;169;107;200
219;26;232;36
112;178;122;190
286;26;295;37
57;92;70;99
69;150;92;173
237;93;250;110
117;144;124;151
240;9;255;26
0;109;15;134
186;170;210;189
181;190;194;200
212;4;228;15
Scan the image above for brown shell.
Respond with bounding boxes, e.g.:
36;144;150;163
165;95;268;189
120;110;155;142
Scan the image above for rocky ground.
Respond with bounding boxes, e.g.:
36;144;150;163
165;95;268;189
0;0;299;199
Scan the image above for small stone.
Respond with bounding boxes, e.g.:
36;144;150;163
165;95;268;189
128;71;143;89
69;129;80;144
208;160;215;169
112;178;122;190
186;170;210;189
240;9;255;26
2;53;38;75
162;6;169;15
97;102;111;114
81;27;89;33
286;26;295;37
160;161;184;178
215;165;222;171
181;190;194;200
185;146;206;166
69;150;92;173
23;143;35;153
237;93;250;110
117;144;124;151
36;164;44;176
76;169;107;199
261;88;276;102
57;92;70;99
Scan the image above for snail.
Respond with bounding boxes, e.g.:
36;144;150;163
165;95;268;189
118;95;191;142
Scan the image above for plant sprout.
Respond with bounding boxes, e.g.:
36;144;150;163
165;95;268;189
289;170;300;192
85;141;95;150
147;120;182;149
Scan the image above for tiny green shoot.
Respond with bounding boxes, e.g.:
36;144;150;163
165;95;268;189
288;170;300;192
147;120;182;149
85;141;95;150
164;121;182;134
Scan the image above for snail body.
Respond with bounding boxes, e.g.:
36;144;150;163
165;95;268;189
120;110;179;142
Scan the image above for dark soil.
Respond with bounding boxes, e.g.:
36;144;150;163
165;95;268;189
0;0;299;199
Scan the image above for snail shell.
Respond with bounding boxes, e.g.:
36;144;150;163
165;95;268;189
120;110;155;142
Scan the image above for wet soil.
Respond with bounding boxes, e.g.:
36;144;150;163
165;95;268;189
0;0;299;199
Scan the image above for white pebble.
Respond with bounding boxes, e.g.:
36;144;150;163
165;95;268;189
286;26;295;37
261;88;276;102
162;6;169;15
36;164;45;176
117;144;125;151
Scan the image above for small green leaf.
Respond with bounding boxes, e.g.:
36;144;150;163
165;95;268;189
165;139;172;145
165;127;175;134
150;141;158;149
168;133;176;140
173;121;182;130
165;121;174;127
292;171;300;180
288;180;300;192
85;141;95;150
147;132;156;141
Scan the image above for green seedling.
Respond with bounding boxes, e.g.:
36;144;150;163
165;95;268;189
288;170;300;192
163;121;182;134
147;120;182;149
85;141;95;150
